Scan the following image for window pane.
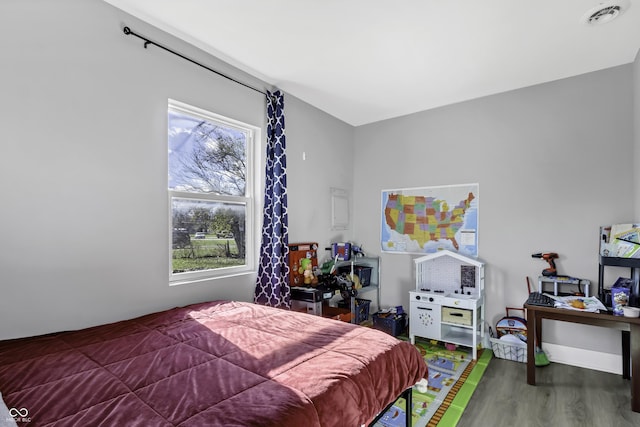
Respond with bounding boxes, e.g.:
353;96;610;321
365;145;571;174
171;198;246;274
167;100;255;283
168;109;247;196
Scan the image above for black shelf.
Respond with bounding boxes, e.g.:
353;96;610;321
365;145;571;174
598;256;640;307
600;256;640;269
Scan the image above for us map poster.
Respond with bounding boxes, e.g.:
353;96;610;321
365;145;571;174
381;183;478;256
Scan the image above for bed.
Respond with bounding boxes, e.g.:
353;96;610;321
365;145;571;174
0;300;428;426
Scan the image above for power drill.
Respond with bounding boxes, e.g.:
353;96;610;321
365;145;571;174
531;252;558;277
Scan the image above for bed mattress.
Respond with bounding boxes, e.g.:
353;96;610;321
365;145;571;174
0;300;427;426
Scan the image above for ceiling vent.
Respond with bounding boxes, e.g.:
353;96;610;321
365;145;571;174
582;1;630;25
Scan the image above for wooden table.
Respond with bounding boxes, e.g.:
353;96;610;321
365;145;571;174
524;303;640;412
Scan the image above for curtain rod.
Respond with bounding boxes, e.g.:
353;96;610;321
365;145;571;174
122;26;267;96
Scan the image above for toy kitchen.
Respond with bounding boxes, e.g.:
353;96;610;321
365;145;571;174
409;250;485;359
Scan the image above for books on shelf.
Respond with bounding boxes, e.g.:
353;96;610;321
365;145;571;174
600;224;640;259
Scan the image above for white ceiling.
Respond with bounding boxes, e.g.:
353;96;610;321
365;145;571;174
104;0;640;126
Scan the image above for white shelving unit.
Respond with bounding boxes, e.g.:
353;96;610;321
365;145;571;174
334;256;381;320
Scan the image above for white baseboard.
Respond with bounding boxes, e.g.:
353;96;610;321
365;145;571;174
541;342;622;375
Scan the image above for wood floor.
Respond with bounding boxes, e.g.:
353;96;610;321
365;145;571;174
456;358;640;427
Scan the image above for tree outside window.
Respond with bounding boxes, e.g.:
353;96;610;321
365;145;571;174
168;100;256;282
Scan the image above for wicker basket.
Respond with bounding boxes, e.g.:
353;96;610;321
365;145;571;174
489;337;527;363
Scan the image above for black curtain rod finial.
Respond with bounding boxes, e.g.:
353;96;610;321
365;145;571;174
123;26;131;35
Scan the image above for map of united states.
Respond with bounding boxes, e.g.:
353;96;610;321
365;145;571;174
384;192;475;250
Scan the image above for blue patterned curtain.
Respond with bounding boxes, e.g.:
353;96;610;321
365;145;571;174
254;90;290;308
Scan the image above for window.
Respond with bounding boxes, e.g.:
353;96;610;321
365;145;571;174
168;100;259;283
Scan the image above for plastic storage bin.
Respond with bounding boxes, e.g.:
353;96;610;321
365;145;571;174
372;312;407;336
337;265;373;287
338;298;371;324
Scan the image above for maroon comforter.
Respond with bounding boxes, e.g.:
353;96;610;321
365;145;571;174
0;300;427;426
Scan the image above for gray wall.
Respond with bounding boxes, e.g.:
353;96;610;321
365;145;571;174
0;0;353;339
353;66;635;355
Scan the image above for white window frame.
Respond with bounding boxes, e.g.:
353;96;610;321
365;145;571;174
168;99;261;285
